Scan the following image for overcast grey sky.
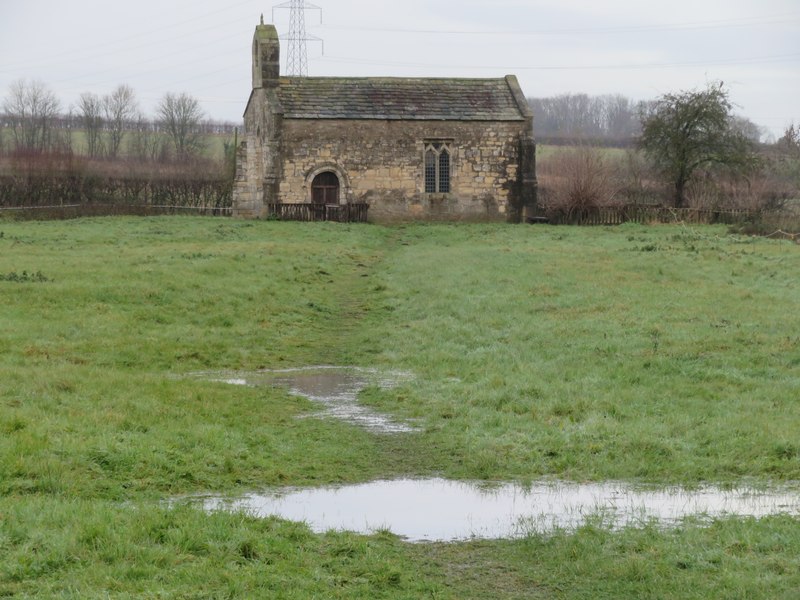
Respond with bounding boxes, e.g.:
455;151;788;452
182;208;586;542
1;0;798;138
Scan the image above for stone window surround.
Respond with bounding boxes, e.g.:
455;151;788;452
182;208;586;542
304;163;351;204
423;140;454;195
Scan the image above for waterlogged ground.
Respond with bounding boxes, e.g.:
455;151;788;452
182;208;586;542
3;219;800;598
201;366;420;433
192;479;800;542
190;367;800;542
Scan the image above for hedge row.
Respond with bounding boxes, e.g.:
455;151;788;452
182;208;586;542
0;173;231;209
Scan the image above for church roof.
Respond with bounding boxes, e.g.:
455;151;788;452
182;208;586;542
275;75;531;121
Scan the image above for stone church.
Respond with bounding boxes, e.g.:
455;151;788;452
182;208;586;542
233;21;537;222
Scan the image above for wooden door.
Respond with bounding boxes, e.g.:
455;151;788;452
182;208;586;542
312;172;340;205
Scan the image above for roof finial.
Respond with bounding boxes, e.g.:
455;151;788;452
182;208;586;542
260;13;264;25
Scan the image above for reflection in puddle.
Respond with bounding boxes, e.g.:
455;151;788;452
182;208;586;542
210;366;419;434
195;478;800;542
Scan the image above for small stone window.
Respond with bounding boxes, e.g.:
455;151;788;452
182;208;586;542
424;141;452;193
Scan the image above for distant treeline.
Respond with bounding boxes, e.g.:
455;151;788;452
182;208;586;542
0;80;240;163
0;81;237;215
0;113;240;136
527;93;765;144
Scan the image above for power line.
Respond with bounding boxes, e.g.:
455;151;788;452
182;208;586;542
317;52;800;72
316;11;800;37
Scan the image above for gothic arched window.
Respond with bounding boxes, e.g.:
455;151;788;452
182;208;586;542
424;141;452;193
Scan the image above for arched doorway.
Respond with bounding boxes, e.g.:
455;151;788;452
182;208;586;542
311;171;340;205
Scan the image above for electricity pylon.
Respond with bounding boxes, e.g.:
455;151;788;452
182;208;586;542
273;0;323;76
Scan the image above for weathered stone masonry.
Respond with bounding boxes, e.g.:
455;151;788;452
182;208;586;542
234;22;537;222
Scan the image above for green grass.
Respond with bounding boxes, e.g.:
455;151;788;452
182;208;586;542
537;143;630;161
1;498;443;598
417;516;800;599
352;224;800;482
1;217;799;597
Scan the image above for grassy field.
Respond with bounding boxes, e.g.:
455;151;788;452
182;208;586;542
1;217;799;597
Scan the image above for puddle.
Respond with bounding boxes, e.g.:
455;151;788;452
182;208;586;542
193;478;800;542
190;368;800;540
207;366;419;434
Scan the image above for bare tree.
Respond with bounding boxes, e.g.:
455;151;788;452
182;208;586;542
78;92;104;158
602;94;640;140
729;115;765;144
156;92;205;161
778;123;800;156
103;84;138;159
129;112;166;162
541;94;598;137
529;93;641;141
2;79;61;152
540;145;620;216
59;106;75;154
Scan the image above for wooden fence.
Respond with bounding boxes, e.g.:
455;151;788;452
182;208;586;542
535;205;758;226
267;203;369;223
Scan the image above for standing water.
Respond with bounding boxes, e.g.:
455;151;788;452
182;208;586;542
206;366;419;434
194;478;800;542
191;368;800;541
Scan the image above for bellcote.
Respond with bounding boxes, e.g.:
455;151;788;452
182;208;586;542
252;23;280;89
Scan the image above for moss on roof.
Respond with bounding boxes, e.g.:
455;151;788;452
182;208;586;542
254;23;279;40
277;76;528;121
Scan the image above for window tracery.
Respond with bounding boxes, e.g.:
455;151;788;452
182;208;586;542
424;141;452;193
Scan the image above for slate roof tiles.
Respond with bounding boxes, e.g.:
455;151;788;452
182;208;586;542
277;76;529;121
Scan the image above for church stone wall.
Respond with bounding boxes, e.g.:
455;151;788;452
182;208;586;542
233;88;284;218
279;119;530;222
232;21;537;222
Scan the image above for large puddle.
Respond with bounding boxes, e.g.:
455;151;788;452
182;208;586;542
206;366;419;434
193;478;800;542
193;368;800;541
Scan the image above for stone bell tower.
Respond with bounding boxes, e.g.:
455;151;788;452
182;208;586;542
233;18;283;217
252;18;280;89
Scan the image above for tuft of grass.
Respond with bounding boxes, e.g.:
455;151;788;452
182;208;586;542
0;270;50;282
